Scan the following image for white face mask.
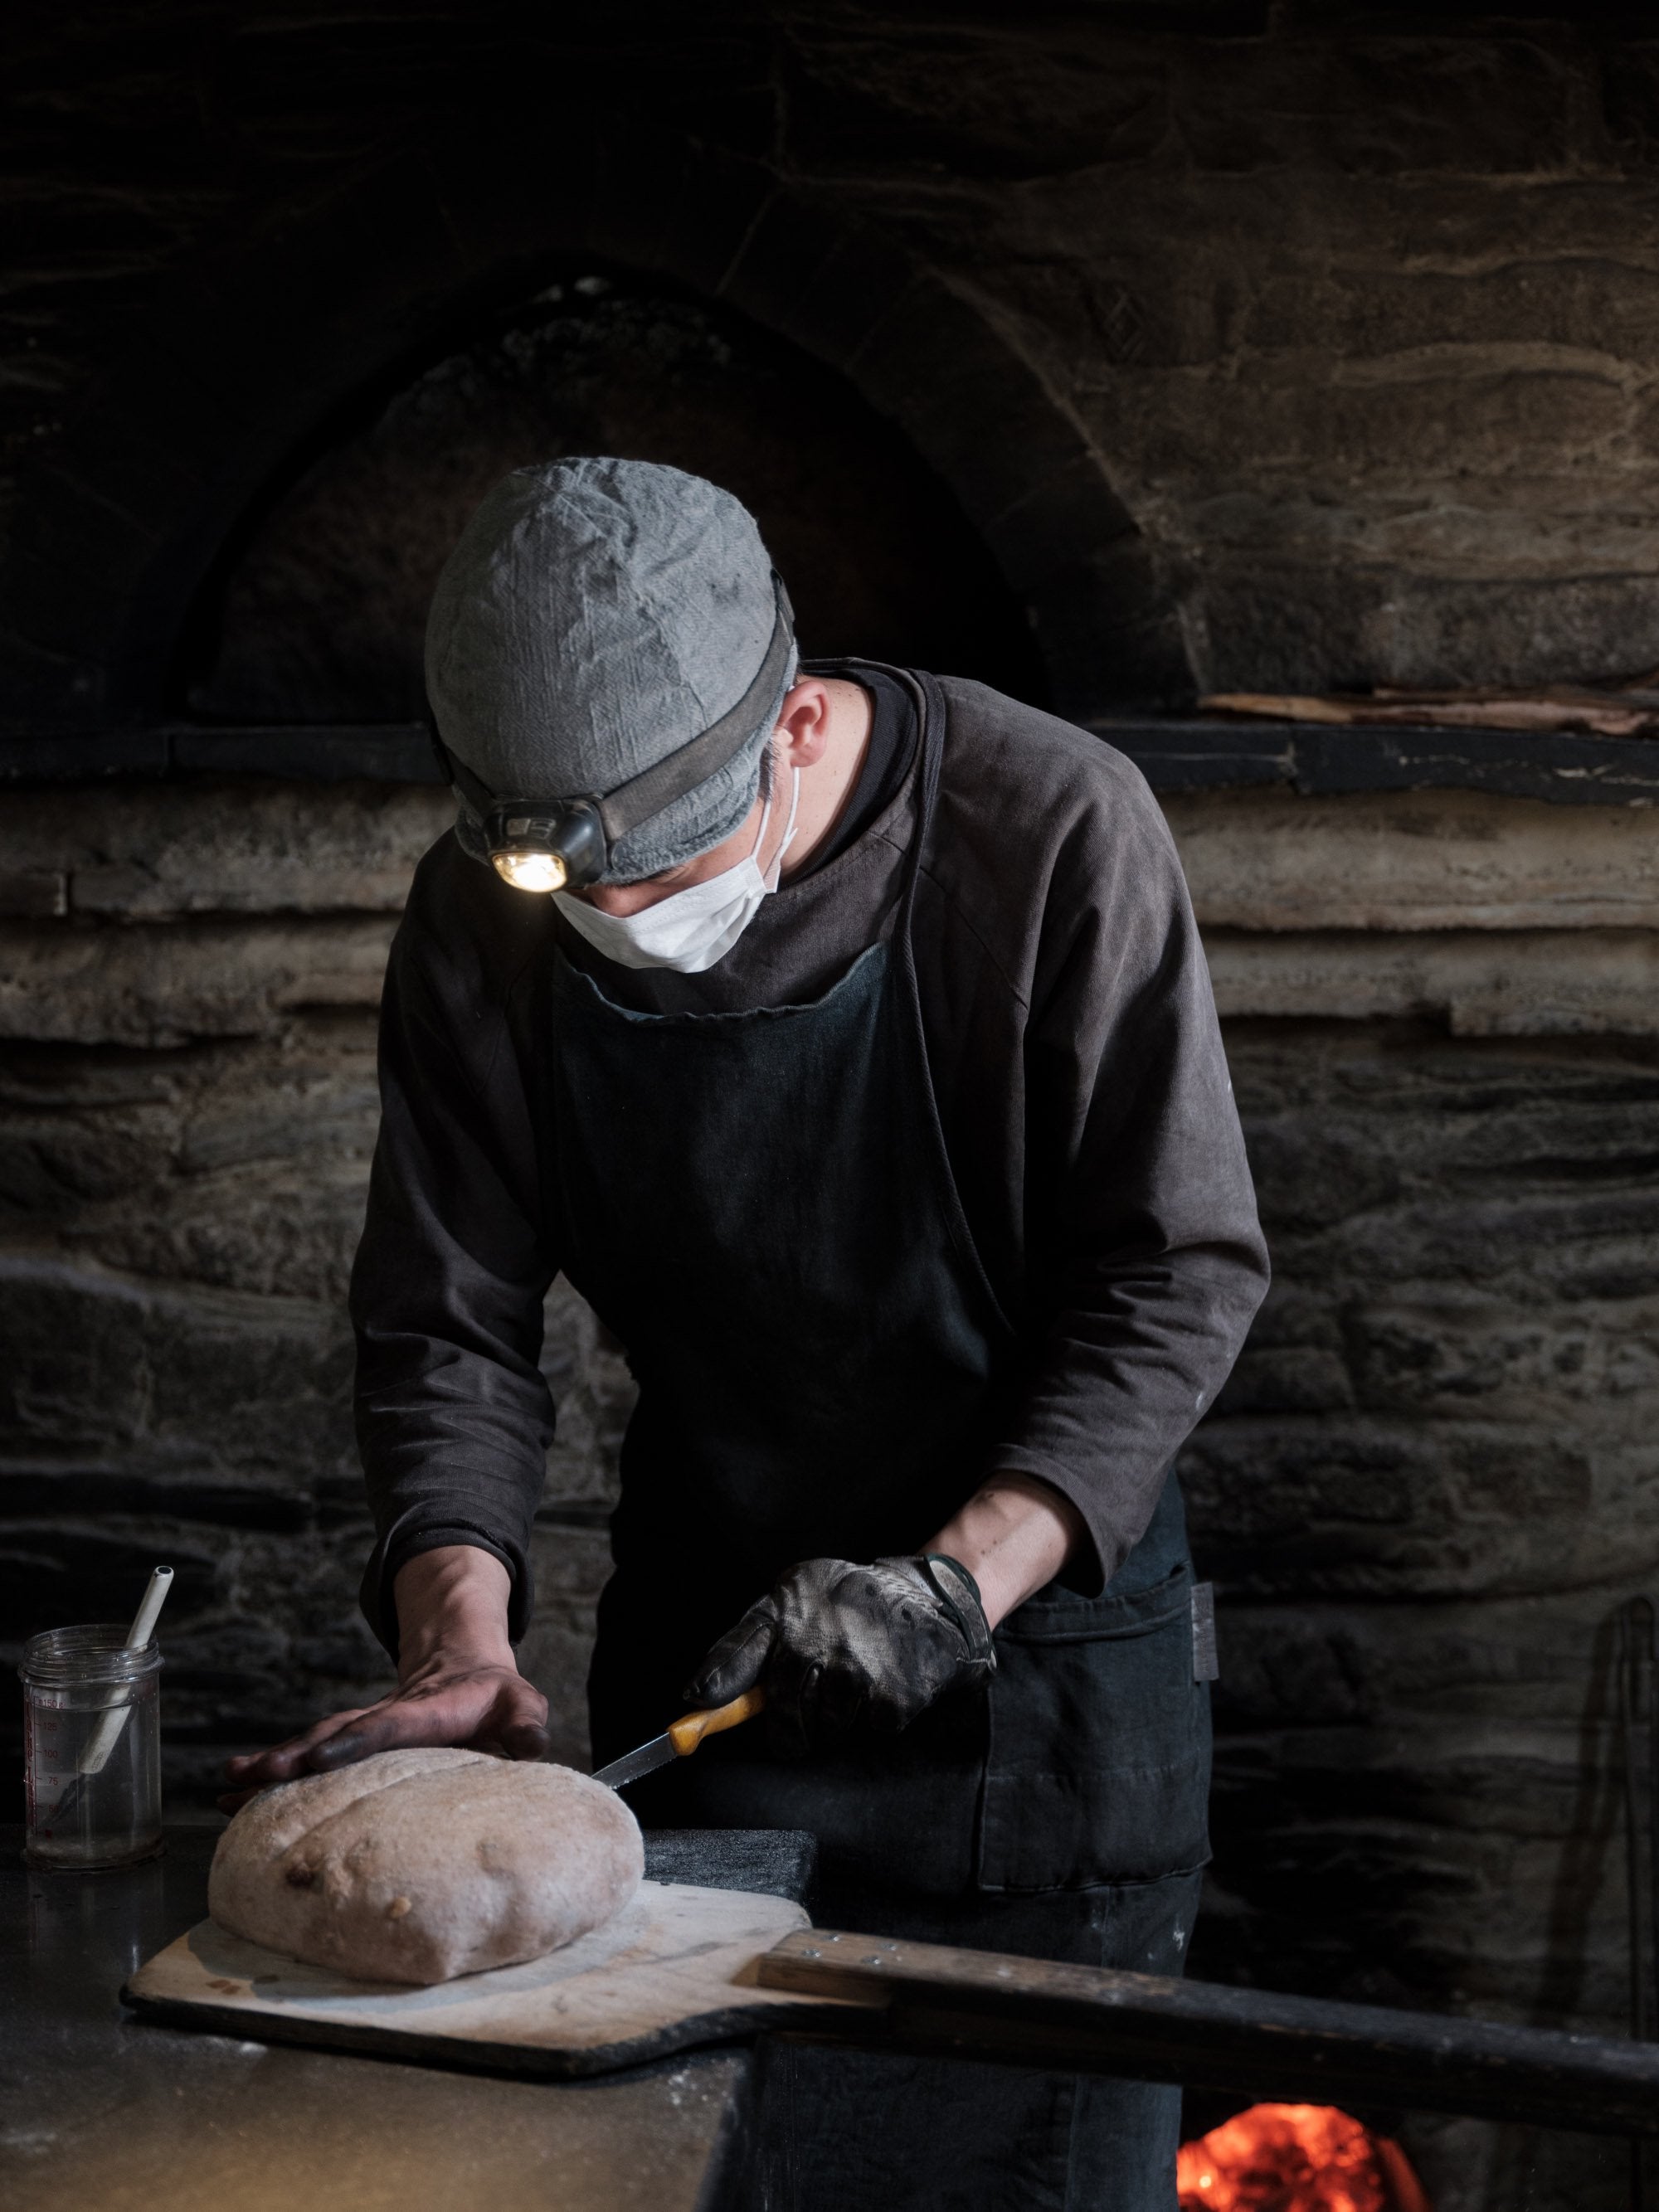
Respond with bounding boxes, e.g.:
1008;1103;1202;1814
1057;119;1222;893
553;769;800;975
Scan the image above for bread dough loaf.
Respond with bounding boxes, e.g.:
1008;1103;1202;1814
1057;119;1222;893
209;1748;644;1984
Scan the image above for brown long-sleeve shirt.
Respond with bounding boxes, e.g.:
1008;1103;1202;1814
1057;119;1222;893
351;668;1269;1648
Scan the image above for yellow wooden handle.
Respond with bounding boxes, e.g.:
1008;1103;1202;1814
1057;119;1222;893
668;1686;766;1758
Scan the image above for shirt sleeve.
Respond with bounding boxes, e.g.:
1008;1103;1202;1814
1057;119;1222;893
990;769;1270;1592
350;852;557;1655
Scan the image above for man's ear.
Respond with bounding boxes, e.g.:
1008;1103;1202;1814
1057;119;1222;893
773;678;834;770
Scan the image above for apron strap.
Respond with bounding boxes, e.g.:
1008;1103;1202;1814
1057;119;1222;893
893;668;1016;1344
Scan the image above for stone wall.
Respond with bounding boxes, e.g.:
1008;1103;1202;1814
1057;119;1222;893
8;11;1659;2208
14;7;1659;722
3;775;1653;2206
7;779;1654;1954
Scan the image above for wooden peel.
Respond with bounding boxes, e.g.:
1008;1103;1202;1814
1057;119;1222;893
757;1928;1659;2134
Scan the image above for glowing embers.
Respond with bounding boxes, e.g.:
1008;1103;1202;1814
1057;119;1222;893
1177;2103;1431;2212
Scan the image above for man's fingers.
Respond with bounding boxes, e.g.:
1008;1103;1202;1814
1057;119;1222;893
305;1681;511;1770
817;1660;869;1739
480;1670;550;1761
760;1644;816;1762
683;1599;777;1707
221;1694;439;1787
218;1666;548;1796
305;1724;387;1771
222;1706;377;1786
499;1719;552;1760
224;1706;372;1772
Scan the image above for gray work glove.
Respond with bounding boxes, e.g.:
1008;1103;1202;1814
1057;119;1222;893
684;1554;996;1760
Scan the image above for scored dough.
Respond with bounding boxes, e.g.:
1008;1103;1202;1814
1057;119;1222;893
209;1749;644;1984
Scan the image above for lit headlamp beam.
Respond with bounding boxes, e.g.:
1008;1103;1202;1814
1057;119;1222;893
491;850;569;893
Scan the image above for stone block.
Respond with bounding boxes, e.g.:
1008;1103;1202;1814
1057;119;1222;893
0;779;448;916
1180;1409;1658;1599
0;914;397;1046
0;871;66;918
66;1158;372;1306
1348;366;1629;478
596;134;775;302
0;1253;353;1470
1212;1587;1625;1733
0;1018;379;1299
846;276;1122;542
1187;557;1659;698
727;220;921;376
990;255;1219;376
1027;537;1199;716
1206;926;1659;1036
1313;1181;1659;1296
0;1519;222;1651
1164;787;1659;936
783;23;1169;182
1173;464;1659;590
1601;39;1659;166
719;192;863;350
1232;1283;1346;1352
1343;1292;1659;1416
1182;1417;1421;1542
1213;1344;1355;1414
1236;1114;1404;1233
1209;1756;1632;2015
1246;256;1659;365
1172;36;1580;177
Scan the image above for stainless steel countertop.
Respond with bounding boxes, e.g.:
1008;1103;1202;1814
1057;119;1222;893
0;1823;815;2212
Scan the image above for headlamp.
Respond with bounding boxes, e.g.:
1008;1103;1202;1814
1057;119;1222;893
431;574;795;895
484;800;606;892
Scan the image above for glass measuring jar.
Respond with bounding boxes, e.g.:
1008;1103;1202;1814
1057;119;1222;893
20;1626;163;1870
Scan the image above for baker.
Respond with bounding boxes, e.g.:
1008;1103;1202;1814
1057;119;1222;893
227;457;1269;2209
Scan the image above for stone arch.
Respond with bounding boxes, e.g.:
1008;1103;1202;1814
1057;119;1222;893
0;125;1191;736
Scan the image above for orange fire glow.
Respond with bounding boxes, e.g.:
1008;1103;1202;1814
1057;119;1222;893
1176;2103;1431;2212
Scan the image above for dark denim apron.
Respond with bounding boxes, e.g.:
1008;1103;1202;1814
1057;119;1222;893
547;702;1209;2210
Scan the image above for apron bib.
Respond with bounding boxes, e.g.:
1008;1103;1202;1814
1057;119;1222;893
547;699;1209;1898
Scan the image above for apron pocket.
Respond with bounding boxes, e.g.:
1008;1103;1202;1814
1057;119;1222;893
976;1563;1212;1894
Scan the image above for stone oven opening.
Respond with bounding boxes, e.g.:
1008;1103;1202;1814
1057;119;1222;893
178;263;1048;728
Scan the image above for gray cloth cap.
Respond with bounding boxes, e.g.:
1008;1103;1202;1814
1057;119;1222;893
426;458;795;882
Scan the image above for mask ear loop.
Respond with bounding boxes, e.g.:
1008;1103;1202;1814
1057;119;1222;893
762;761;803;891
747;777;776;863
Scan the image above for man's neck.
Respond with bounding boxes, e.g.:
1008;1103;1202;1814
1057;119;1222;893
777;678;874;881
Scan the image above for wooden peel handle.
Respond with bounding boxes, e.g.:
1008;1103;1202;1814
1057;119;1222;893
668;1686;766;1757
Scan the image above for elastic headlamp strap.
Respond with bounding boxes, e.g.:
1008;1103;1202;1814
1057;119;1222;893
436;742;499;821
591;574;795;845
430;572;796;852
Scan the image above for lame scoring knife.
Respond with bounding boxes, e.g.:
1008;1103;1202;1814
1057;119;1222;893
591;1686;766;1791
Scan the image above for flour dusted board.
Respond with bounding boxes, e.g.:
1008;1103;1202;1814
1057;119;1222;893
124;1879;876;2078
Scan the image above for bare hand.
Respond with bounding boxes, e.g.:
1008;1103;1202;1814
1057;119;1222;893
218;1655;549;1809
219;1547;547;1811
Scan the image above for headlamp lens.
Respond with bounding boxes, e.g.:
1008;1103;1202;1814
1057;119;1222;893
482;797;606;895
491;849;568;894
